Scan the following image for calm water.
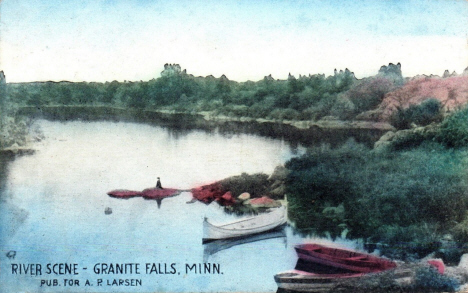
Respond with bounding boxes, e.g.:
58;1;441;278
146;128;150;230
0;120;358;292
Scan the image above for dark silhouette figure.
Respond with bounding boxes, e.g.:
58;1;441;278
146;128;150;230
156;177;163;189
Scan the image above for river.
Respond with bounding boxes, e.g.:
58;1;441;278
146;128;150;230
0;119;362;292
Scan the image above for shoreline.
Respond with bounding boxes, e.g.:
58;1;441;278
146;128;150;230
0;146;36;156
18;105;395;131
3;105;394;155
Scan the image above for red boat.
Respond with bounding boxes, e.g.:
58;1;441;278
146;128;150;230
294;243;397;273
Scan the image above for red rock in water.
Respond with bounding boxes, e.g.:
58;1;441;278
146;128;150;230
217;192;235;206
141;188;179;200
107;188;179;200
248;196;281;208
221;192;233;201
191;183;226;204
107;190;142;199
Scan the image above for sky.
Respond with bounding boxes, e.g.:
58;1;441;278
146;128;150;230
0;0;467;83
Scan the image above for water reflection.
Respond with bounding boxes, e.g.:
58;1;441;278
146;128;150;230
203;227;287;261
19;106;386;148
0;120;302;292
0;119;373;292
0;153;30;240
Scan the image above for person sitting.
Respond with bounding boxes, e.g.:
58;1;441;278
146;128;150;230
156;177;163;189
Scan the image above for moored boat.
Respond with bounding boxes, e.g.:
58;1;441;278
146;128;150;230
294;243;397;273
274;266;413;292
274;269;364;292
202;206;287;243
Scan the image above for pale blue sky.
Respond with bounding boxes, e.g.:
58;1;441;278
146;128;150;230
1;0;467;82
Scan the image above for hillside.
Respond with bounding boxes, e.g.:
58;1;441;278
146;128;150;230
378;72;468;120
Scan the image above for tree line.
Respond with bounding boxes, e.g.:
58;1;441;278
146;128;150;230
7;63;404;122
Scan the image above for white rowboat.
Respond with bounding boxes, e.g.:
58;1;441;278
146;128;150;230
202;206;287;243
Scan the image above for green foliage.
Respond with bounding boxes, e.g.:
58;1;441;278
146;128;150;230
247;97;276;118
413;267;460;292
329;96;355;120
390;128;439;151
0;116;30;148
296;93;338;120
219;173;270;198
346;77;396;114
5;64;364;122
0;73;31;149
287;75;305;94
390;98;443;130
26;93;42;106
217;104;250;118
285;141;468;256
437;106;468;148
268;108;300;120
376;224;441;259
452;214;468;244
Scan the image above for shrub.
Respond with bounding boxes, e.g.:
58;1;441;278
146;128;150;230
390;127;439;151
295;93;338;121
437;106;468;148
248;96;276;118
375;224;441;260
268;108;299;120
346;77;396;114
390;98;443;130
452;214;468;244
330;96;356;120
413;267;460;292
285;142;468;252
219;173;270;198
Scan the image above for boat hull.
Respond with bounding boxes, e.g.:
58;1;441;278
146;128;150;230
275;267;413;292
294;244;396;273
274;270;364;292
203;206;287;242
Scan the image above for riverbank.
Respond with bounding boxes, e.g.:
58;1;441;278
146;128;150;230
0;146;35;156
195;110;395;131
16;105;391;148
18;105;395;131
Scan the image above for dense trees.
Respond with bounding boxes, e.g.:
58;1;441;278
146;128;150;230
0;72;31;148
6;64;404;122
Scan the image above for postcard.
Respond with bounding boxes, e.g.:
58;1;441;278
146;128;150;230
1;0;468;292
